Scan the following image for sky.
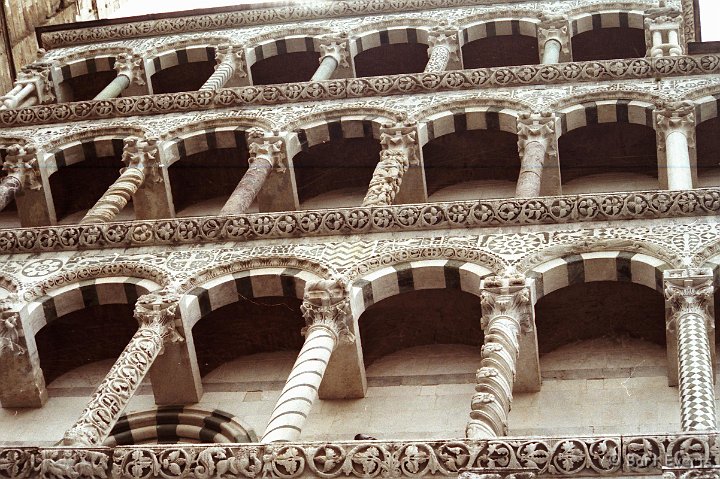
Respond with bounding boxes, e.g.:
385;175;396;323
110;0;720;41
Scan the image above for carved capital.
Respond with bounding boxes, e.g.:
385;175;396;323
134;290;183;344
15;62;56;103
646;7;683;25
655;100;696;136
664;268;714;332
517;111;557;158
215;44;248;77
427;28;460;62
2;144;42;191
537;14;570;56
380;123;419;166
317;36;349;68
122;135;161;182
0;295;24;356
480;276;532;333
247;128;287;171
300;278;354;344
114;53;146;86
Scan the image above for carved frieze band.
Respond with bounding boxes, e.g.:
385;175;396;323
1;54;718;127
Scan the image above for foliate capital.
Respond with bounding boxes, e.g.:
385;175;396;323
664;268;714;332
300;278;354;344
247;129;287;171
122;135;161;182
16;62;56;103
317;36;349;68
517;111;557;157
0;295;24;356
427;28;460;62
479;276;532;333
134;290;183;344
380;123;420;165
537;14;570;54
215;44;248;77
654;100;695;135
114;53;146;86
645;7;683;25
2;144;42;191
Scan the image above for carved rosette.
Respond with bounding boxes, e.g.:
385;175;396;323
300;278;354;344
425;28;460;72
62;290;182;446
362;124;418;207
113;53;146;85
655;100;696;148
467;275;531;439
317;36;350;68
0;296;24;356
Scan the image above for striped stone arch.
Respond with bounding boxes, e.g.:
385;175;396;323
246;35;321;69
525;251;670;302
458;18;540;47
691;92;720;126
145;38;230;79
415;105;520;146
105;406;257;446
292;112;396;154
349;26;434;58
569;9;645;36
350;259;494;317
163;125;255;167
53;50;131;83
23;276;161;337
555;98;656;136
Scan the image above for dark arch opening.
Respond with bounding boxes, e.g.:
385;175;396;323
571;27;646;61
151;49;217;94
462;35;539;68
696;117;720;187
60;68;119;102
293;137;381;208
559;122;658;193
251;51;321;85
423;129;520;200
354;43;429;77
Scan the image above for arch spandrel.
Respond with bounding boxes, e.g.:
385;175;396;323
281;107;402;134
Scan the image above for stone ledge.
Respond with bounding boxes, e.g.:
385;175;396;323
0;188;717;254
2;54;718;127
1;433;720;478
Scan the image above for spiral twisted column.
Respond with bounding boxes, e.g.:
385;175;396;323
515;112;557;197
467;275;532;439
262;278;355;443
81;136;161;223
311;37;349;81
200;45;247;91
664;269;717;432
537;15;571;64
220;129;287;215
0;144;42;212
424;29;460;72
655;100;695;190
94;53;146;100
0;62;55;110
362;124;419;207
62;290;183;446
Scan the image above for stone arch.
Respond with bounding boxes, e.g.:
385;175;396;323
687;86;720;126
553;96;656;137
458;17;539;45
348;23;436;57
52;49;131;83
290;111;396;154
144;37;232;79
246;34;324;70
105;406;257;445
568;9;646;36
568;9;647;61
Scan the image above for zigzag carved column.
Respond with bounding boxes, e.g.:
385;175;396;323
220;129;287;215
664;269;717;432
200;45;247;91
424;27;460;72
81;136;161;224
262;278;354;442
62;291;183;446
312;37;350;81
655;100;696;191
0;144;42;212
93;53;146;100
466;275;531;438
0;296;47;408
515;112;557;197
362;124;420;207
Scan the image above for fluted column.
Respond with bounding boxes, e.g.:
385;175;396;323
93;53;145;100
200;45;247;91
220;129;286;215
645;8;684;57
0;144;42;212
62;290;183;446
424;28;460;72
311;37;349;81
262;278;354;443
81;136;161;224
655;100;695;190
0;63;55;110
467;275;531;439
537;15;571;64
515;112;556;197
362;124;419;207
664;269;717;432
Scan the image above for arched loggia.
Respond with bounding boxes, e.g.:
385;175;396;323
351;28;431;77
459;19;540;68
55;55;123;101
147;46;218;94
570;11;646;61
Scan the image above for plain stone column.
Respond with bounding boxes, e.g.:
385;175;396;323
62;291;183;446
665;269;717;432
537;14;570;64
541;38;562;64
467;276;531;438
646;8;684;57
424;31;459;72
655;101;695;190
93;53;145;101
311;39;349;81
515;112;556;197
362;127;419;206
262;279;354;442
200;45;246;91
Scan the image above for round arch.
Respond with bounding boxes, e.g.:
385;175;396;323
553;97;656;137
144;37;232;78
414;103;521;146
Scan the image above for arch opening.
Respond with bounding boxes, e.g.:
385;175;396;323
58;58;119;102
354;43;429;77
251;51;321;85
150;48;217;94
696;117;720;187
571;27;646;61
462;35;539;68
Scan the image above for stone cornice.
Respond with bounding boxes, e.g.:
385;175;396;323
1;54;719;128
0;187;718;254
1;433;720;478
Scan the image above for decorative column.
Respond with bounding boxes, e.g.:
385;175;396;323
0;63;55;109
62;290;183;446
262;278;354;443
311;37;350;81
362;124;419;207
93;53;145;100
0;144;42;212
645;8;684;57
200;45;247;91
655;100;695;190
537;14;571;64
219;129;286;215
81;136;161;224
664;269;717;432
467;275;531;439
515;112;557;197
424;28;460;72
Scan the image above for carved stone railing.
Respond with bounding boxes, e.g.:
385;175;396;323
1;54;718;127
2;434;720;478
0;187;718;253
